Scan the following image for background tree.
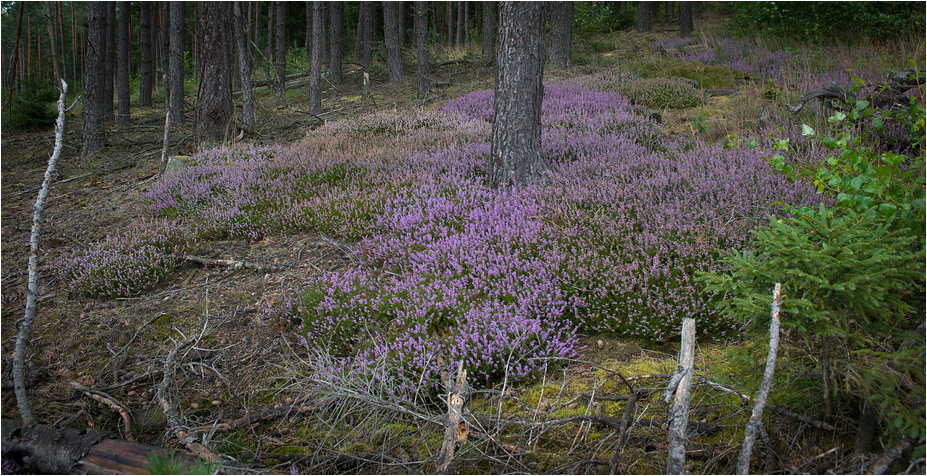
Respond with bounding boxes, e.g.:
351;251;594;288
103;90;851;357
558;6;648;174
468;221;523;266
637;1;652;32
160;2;170;88
679;2;693;37
139;2;154;107
103;2;116;120
329;2;344;85
82;2;108;155
490;1;546;189
117;1;130;125
169;1;185;124
482;1;496;59
232;1;255;127
548;2;573;69
274;1;287;95
456;1;464;49
415;0;429;98
194;2;232;150
309;1;323;114
665;1;675;21
384;2;403;82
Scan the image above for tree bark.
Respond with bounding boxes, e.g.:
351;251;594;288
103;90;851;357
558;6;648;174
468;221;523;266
104;2;117;120
83;2;108;155
397;1;406;46
435;363;469;474
446;2;454;47
117;1;131;124
482;1;496;60
456;1;465;49
665;1;675;21
679;1;693;37
666;318;696;475
354;1;368;64
384;2;403;82
415;0;429;98
274;1;287;95
490;1;546;189
139;2;154;106
161;2;171;90
465;1;472;44
548;2;573;69
305;1;313;52
637;1;652;32
232;1;255;127
329;2;344;85
195;2;233;150
169;1;186;124
309;1;323;114
44;1;62;84
362;1;375;68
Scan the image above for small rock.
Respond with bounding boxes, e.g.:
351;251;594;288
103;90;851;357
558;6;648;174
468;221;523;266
190;402;199;410
597;339;604;349
211;400;221;406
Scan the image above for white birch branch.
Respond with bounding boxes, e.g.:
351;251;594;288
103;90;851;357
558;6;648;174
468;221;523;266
736;283;783;475
13;79;68;425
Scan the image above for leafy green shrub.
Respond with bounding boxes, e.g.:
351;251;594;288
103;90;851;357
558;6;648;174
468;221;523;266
615;78;705;109
574;2;633;36
4;80;58;130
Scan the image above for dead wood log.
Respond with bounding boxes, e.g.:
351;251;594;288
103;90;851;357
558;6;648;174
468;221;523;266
436;362;469;475
666;317;697;474
785;70;925;114
867;434;914;475
1;419;198;475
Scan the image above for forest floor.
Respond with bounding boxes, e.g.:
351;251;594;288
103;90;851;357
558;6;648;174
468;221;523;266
0;14;868;475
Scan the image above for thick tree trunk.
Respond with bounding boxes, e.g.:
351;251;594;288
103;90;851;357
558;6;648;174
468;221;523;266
362;1;375;68
446;2;454;47
83;2;108;155
665;1;675;21
265;1;274;84
117;1;131;124
329;2;344;85
679;1;693;37
169;1;186;124
195;2;233;150
490;1;546;189
415;0;429;98
548;2;572;69
104;2;117;121
274;1;287;95
139;2;154;106
232;1;255;127
305;1;313;52
309;1;323;114
482;1;496;60
354;1;368;64
397;1;406;46
384;2;403;82
637;1;652;32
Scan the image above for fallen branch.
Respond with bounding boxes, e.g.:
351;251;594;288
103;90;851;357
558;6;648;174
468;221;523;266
69;381;134;441
666;318;697;475
13;78;68;426
737;283;783;475
436;362;469;474
868;435;914;475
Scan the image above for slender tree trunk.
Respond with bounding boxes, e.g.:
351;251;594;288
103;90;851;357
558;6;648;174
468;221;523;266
232;1;255;127
27;15;32;81
117;1;131;124
44;1;62;83
169;1;186;124
161;2;170;90
637;1;652;32
679;1;693;37
274;1;287;95
397;1;406;47
354;1;368;64
309;1;323;114
482;1;496;59
446;2;454;47
415;1;429;98
320;3;329;65
195;2;233;150
71;2;78;87
491;1;546;189
140;2;154;106
456;1;464;49
104;2;117;121
361;1;375;68
665;1;675;21
384;2;403;82
329;2;343;85
465;1;472;44
83;2;108;155
306;1;313;52
548;2;572;69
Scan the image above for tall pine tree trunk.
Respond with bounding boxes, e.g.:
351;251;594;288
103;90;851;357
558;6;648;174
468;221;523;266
491;1;546;189
83;2;108;155
679;2;693;37
274;1;287;95
548;2;572;69
139;2;154;106
456;1;464;49
637;1;652;32
309;1;323;114
329;2;343;85
117;1;131;124
104;2;116;121
195;2;232;149
169;1;186;124
482;1;496;60
161;2;170;91
384;2;402;82
415;0;429;98
232;0;255;127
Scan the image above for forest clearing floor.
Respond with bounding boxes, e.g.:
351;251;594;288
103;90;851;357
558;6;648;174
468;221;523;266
1;14;866;475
